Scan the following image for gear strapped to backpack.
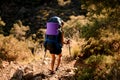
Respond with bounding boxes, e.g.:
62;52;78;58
44;16;63;54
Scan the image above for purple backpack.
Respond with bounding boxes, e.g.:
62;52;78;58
46;22;59;35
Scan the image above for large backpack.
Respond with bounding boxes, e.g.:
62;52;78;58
44;16;63;52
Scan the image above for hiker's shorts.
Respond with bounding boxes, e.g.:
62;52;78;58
44;41;62;55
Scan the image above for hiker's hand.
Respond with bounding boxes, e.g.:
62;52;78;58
66;39;70;44
63;38;71;45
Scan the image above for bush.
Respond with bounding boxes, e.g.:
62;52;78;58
0;35;33;61
0;17;5;26
75;55;103;80
81;35;120;59
10;20;29;41
81;20;106;39
0;17;6;34
106;61;120;80
63;23;82;40
75;54;119;80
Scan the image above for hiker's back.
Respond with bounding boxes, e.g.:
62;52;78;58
44;16;63;54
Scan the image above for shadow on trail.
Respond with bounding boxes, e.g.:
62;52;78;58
23;72;46;80
10;69;23;80
10;69;47;80
59;75;77;80
10;69;76;80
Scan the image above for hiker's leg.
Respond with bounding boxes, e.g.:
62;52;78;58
56;53;62;69
51;54;56;71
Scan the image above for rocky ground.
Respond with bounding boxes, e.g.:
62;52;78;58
0;46;77;80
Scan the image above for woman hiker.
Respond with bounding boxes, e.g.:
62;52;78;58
44;16;69;74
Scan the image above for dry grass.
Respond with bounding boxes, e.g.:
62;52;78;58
0;35;33;62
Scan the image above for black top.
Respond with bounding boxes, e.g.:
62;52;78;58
46;29;62;44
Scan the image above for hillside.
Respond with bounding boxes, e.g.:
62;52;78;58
0;0;120;80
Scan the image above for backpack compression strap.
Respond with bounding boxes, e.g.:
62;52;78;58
45;35;58;43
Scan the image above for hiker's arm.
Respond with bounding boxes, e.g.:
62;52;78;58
61;32;70;45
61;32;64;45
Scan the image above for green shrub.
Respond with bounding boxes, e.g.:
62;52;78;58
75;55;103;80
81;20;105;39
81;35;120;59
106;61;120;80
85;55;104;65
63;23;82;39
76;57;120;80
77;67;94;80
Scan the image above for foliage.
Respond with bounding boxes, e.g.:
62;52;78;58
82;0;120;16
79;0;120;38
106;61;120;80
0;17;5;27
75;0;120;79
72;49;79;59
81;34;120;59
64;23;82;39
75;55;104;80
75;55;120;80
10;20;44;54
0;17;6;34
10;20;30;41
81;20;101;39
0;35;33;61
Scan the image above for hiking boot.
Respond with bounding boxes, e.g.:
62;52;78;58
55;67;59;71
49;70;55;75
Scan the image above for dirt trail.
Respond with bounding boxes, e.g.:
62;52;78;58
0;46;77;80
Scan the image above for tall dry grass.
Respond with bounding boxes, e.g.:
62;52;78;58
0;35;33;62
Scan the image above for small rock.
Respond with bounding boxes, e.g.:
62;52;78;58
2;61;9;68
34;76;42;80
11;69;23;80
23;72;34;80
66;69;71;72
24;66;33;73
